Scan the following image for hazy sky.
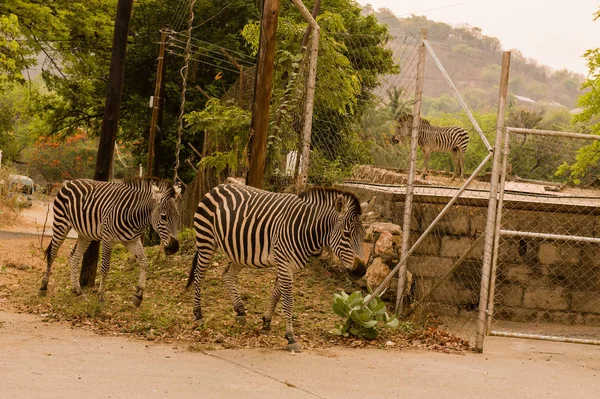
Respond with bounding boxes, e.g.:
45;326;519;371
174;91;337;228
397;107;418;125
357;0;600;76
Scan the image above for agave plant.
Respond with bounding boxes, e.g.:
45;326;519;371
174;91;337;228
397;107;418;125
330;290;399;339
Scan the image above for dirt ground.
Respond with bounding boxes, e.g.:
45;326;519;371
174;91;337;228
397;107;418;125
1;201;599;398
1;310;599;399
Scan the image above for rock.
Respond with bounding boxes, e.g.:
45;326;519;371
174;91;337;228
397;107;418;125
374;231;396;256
366;257;391;290
370;222;402;235
224;177;245;185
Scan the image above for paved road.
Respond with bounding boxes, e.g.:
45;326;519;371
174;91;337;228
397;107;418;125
1;311;599;399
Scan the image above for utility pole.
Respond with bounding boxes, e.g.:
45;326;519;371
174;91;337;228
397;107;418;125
147;28;168;175
246;0;280;189
80;0;134;287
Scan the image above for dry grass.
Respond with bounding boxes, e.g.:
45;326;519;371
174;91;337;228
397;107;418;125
0;201;22;229
0;232;470;353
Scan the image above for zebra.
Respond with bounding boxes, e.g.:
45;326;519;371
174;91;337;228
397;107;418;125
186;184;369;352
39;177;181;307
392;115;470;180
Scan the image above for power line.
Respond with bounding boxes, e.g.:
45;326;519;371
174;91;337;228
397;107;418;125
168;30;256;62
167;35;255;67
192;0;236;29
374;0;489;22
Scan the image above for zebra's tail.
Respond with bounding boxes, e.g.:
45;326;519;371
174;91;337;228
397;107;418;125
184;251;199;293
44;241;53;262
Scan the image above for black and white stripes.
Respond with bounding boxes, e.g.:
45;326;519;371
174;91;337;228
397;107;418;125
39;177;181;306
186;184;367;351
393;115;470;179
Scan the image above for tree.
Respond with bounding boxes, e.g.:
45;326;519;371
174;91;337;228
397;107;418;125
554;9;600;185
80;0;134;288
241;1;396;178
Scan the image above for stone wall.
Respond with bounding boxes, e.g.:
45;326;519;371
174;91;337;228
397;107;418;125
343;184;600;327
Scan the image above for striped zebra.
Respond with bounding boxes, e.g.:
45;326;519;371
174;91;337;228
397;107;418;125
39;177;181;306
392;115;470;180
187;184;369;352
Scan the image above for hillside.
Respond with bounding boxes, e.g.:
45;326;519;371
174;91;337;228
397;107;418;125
371;9;585;112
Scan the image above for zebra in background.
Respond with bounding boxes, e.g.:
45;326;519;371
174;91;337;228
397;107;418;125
392;115;470;180
186;184;369;352
39;177;181;306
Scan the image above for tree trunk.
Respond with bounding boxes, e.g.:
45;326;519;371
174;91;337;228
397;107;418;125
246;0;280;189
80;0;134;288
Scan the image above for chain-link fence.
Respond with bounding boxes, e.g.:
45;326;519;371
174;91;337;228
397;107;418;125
340;35;505;349
489;128;600;344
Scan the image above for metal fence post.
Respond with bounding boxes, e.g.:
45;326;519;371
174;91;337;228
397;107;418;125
396;28;427;316
475;51;511;352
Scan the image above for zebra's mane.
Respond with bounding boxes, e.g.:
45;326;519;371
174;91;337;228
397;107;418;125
298;187;361;215
122;177;177;198
420;118;431;126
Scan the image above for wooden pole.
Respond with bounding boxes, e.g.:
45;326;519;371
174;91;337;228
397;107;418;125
80;0;134;287
272;0;321;138
147;29;167;175
246;0;280;189
396;28;427;316
475;51;511;353
293;0;320;190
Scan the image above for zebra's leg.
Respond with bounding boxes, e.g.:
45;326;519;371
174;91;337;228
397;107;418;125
97;240;115;303
222;262;247;325
420;148;432;179
260;276;281;334
278;269;301;352
192;245;215;324
39;223;72;296
458;150;465;180
69;237;92;298
122;238;149;307
450;149;459;180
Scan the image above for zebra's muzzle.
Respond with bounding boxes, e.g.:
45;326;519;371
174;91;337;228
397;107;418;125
164;237;179;255
348;257;367;280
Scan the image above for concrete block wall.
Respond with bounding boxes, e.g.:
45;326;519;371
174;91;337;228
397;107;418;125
343;185;600;327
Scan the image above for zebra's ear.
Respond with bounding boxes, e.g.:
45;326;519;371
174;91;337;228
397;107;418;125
360;196;376;215
335;195;347;214
151;184;163;201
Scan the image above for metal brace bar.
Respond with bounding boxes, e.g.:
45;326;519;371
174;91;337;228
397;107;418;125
423;39;492;151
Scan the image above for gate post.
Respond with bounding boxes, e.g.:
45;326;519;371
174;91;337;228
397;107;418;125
475;51;511;352
396;29;427;315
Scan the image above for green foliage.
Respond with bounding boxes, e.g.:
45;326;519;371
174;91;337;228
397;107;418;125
185;99;251;175
0;14;29;84
551;10;600;185
0;81;52;163
330;291;399;339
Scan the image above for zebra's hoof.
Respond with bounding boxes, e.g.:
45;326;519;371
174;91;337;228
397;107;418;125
75;293;87;301
285;342;302;353
38;289;47;297
192;319;204;330
259;328;270;335
131;295;143;308
235;315;246;326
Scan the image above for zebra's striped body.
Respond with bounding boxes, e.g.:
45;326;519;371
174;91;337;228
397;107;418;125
393;116;470;179
40;178;181;306
188;184;367;351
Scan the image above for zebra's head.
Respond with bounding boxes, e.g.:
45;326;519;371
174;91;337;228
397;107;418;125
392;115;430;144
150;183;181;255
329;193;367;280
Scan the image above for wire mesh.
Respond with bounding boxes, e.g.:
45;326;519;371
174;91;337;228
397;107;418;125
307;33;421;181
491;130;600;342
337;39;503;346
